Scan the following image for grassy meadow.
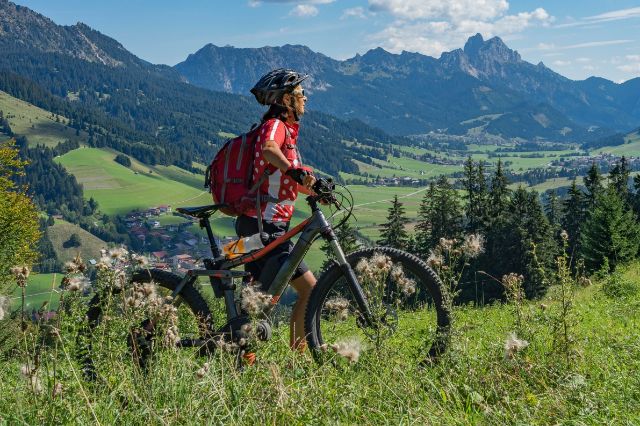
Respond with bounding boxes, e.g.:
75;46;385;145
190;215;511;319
0;91;86;147
1;259;639;424
55;147;211;215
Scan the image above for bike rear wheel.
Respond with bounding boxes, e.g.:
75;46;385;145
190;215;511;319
304;247;451;364
81;268;214;379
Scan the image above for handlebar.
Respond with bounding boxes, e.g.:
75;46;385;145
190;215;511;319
311;177;338;206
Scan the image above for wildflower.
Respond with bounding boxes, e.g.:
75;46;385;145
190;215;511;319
330;339;362;363
96;256;113;271
461;234;484;259
504;332;529;360
11;265;30;287
65;276;91;292
0;296;9;321
53;382;63;397
241;284;273;316
390;265;416;296
426;251;443;269
560;230;569;241
20;364;42;394
195;362;210;379
325;297;350;320
108;247;129;262
164;325;180;347
132;254;149;267
371;253;392;274
438;238;456;253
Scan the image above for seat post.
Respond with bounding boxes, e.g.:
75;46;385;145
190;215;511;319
200;216;221;258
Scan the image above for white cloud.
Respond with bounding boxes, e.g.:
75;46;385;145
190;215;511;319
556;6;640;28
290;4;319;17
576;57;591;63
552;60;571;66
368;0;509;22
582;65;595;71
366;1;553;56
341;7;367;20
626;54;640;61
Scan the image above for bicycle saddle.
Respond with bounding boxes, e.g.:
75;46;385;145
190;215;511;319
176;204;226;219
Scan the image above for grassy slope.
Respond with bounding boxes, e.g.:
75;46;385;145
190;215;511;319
0;90;86;147
47;218;109;264
55;147;211;215
1;262;638;423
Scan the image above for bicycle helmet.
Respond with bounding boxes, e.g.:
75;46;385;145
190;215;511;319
250;68;309;106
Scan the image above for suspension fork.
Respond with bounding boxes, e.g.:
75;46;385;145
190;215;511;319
323;228;375;327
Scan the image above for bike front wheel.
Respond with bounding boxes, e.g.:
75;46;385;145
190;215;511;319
304;247;451;364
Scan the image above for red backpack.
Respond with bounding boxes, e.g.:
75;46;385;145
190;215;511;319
205;126;262;216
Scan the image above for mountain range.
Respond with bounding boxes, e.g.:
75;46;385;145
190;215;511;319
1;0;639;154
175;35;640;140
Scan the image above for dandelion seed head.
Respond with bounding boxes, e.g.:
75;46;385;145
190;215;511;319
241;284;272;316
560;230;569;241
462;234;484;259
426;251;443;268
0;296;9;321
438;238;456;253
11;265;30;287
371;253;392;274
330;339;363;363
65;276;91;292
132;254;149;267
504;332;529;360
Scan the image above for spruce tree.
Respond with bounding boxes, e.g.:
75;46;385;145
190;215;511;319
378;195;409;249
415;183;435;255
561;179;585;257
428;175;463;248
544;189;562;229
579;187;640;272
462;157;488;233
490;159;510;218
608;156;631;202
584;162;603;208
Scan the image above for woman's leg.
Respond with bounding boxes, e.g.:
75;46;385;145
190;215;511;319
289;271;316;351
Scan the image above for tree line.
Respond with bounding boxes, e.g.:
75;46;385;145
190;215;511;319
375;157;640;303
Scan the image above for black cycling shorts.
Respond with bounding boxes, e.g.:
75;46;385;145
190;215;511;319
234;215;310;283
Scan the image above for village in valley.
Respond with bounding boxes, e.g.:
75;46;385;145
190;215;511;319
122;205;213;274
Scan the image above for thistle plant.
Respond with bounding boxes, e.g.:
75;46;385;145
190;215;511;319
354;253;414;349
427;234;484;313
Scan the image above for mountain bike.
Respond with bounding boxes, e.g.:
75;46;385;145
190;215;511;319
81;178;451;377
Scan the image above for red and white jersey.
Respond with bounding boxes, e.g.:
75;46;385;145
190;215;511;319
246;118;302;222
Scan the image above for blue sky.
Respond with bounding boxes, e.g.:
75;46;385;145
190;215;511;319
13;0;640;82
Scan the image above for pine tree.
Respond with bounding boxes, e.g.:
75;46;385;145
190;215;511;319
584;162;603;208
462;157;488;233
544;189;562;229
428;175;463;248
490;159;510;218
561;179;585;257
415;183;435;255
378;195;409;249
579;187;640;272
608;156;631;202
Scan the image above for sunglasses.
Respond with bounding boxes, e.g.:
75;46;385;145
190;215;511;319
293;89;306;98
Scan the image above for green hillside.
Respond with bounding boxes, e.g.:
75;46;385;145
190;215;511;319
55;147;211;215
0;90;86;147
47;218;109;263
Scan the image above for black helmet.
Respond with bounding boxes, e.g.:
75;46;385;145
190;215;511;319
250;68;309;105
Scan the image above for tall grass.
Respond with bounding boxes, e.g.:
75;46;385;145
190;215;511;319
1;257;639;424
